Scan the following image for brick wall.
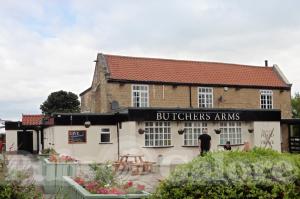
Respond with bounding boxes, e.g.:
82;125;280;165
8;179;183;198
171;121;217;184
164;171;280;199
80;54;292;119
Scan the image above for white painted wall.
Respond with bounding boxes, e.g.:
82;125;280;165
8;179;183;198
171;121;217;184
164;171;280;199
5;130;17;151
119;121;255;165
43;125;118;163
253;121;281;151
6;121;280;164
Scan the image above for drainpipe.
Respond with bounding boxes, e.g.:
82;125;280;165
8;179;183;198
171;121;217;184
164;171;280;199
36;128;40;154
117;122;120;160
41;128;44;151
189;85;192;108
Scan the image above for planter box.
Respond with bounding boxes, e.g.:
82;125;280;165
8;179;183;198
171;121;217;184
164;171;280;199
38;154;50;160
62;176;150;199
42;158;78;194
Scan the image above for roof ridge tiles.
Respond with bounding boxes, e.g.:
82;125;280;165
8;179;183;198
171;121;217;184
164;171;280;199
103;53;268;69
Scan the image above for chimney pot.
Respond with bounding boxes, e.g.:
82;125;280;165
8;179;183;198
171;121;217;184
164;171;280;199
265;60;268;67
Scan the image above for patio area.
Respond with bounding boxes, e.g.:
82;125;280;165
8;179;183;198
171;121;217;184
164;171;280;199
4;153;176;196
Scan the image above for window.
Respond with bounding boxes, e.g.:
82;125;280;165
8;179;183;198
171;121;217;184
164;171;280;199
132;85;149;107
68;130;86;144
145;122;171;147
219;122;242;145
100;128;110;143
260;90;273;109
184;122;208;146
198;87;213;108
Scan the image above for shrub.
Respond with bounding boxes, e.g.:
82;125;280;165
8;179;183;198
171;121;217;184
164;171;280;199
0;169;43;199
151;148;300;199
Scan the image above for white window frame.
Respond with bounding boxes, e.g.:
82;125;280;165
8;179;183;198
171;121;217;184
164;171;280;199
99;128;111;143
198;87;213;108
260;90;273;109
144;122;171;147
219;122;242;145
183;122;208;146
131;84;149;107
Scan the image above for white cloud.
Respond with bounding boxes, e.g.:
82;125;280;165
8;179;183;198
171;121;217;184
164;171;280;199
0;0;300;120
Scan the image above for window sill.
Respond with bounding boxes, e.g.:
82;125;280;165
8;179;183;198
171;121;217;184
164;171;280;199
142;146;174;149
218;144;244;147
182;145;199;147
99;142;113;144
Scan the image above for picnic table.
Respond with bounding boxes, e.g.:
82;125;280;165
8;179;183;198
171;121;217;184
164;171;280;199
113;154;155;175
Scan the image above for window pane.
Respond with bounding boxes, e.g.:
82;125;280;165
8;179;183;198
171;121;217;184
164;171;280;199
100;134;110;143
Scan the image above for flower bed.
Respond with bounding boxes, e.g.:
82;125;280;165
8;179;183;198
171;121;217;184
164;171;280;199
62;163;150;199
42;155;78;194
63;176;149;199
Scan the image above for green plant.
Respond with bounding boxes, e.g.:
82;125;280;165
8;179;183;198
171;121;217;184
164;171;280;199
0;169;43;199
41;148;57;155
151;148;300;199
88;162;118;187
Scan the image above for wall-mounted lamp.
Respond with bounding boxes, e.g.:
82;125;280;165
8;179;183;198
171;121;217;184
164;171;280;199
84;121;91;128
178;129;185;135
248;129;254;133
138;128;145;135
224;87;228;91
214;129;222;134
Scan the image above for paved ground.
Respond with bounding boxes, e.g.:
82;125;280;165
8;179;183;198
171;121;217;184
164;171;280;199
5;154;175;196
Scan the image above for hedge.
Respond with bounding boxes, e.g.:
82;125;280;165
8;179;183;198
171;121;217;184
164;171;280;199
151;148;300;199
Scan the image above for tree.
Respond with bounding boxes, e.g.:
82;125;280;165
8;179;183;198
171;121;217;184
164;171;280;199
291;92;300;118
40;90;80;115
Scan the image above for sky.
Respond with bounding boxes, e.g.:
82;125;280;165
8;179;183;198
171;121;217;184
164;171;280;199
1;0;300;121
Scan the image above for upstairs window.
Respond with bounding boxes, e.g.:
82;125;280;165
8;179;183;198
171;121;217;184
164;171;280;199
198;87;213;108
260;90;273;109
132;85;149;107
100;128;110;143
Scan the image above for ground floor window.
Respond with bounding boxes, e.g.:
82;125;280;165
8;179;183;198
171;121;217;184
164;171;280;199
184;122;208;146
145;122;171;147
220;122;242;145
100;128;110;143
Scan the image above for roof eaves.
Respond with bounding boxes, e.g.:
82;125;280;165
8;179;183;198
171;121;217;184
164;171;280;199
79;87;92;96
107;78;291;90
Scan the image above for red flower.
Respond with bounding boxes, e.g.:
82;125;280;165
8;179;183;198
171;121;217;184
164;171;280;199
85;181;98;192
109;187;126;195
96;187;110;194
127;181;133;187
137;184;145;191
74;177;85;186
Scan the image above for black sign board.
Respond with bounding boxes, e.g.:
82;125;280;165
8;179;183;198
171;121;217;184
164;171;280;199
68;130;86;143
127;108;281;122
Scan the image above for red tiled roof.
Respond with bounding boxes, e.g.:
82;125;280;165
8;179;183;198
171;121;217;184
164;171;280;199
22;115;53;126
104;54;289;88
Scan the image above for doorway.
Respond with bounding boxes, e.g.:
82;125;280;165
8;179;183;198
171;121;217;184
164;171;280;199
17;131;33;153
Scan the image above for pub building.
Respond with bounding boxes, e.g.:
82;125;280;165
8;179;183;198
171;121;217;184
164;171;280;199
5;54;300;165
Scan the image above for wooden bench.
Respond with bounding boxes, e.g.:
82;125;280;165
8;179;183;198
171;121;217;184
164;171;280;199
131;163;144;175
142;161;156;172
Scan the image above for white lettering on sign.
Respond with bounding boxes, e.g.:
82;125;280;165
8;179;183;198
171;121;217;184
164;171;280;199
156;112;240;121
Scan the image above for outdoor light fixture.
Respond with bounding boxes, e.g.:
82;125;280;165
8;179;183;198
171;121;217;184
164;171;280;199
178;129;185;135
214;129;222;134
248;129;254;133
84;121;91;128
138;128;145;134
